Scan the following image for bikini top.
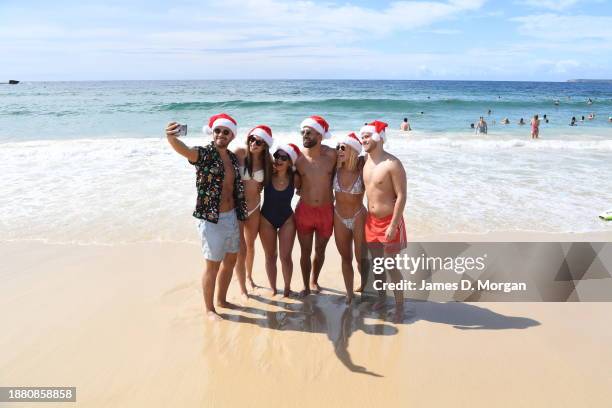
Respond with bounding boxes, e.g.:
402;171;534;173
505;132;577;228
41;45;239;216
240;166;264;183
333;170;364;195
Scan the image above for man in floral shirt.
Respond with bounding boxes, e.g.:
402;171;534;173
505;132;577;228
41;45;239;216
165;113;247;321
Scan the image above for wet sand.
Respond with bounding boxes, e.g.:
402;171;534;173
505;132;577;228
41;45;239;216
1;238;612;407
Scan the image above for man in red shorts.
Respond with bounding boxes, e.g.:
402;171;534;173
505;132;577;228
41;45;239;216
295;115;337;296
361;120;407;321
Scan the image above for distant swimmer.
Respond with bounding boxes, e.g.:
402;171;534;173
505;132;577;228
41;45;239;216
475;116;488;134
543;114;547;120
609;116;612;123
519;118;525;125
531;115;540;139
587;113;595;120
581;115;585;121
419;111;424;115
400;117;411;131
570;116;577;126
587;98;593;105
470;123;475;129
501;118;510;125
554;99;560;106
487;109;492;115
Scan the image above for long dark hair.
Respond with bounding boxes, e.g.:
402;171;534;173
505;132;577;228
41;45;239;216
245;143;272;185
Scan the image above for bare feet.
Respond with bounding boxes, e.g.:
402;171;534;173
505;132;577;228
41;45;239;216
355;285;364;293
268;288;278;297
206;310;223;322
238;292;249;305
283;288;294;298
247;278;258;292
345;295;354;305
298;288;311;298
216;301;239;310
372;298;386;311
309;282;321;293
392;305;404;323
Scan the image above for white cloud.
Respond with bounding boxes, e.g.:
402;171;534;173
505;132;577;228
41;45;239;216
512;13;612;41
517;0;580;11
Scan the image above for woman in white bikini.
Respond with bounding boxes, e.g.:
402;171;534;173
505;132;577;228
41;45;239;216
333;132;366;304
234;125;273;300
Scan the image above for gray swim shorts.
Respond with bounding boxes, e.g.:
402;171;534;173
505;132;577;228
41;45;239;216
196;210;240;262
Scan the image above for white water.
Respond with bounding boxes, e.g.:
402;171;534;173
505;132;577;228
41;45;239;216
1;130;611;244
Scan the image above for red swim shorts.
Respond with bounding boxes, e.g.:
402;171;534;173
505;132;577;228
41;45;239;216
365;213;407;254
294;201;334;239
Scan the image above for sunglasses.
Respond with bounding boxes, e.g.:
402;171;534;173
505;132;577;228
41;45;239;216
336;145;346;151
273;152;290;162
213;128;231;136
301;129;313;137
248;136;263;146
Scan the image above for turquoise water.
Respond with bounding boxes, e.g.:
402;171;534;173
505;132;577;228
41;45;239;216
1;80;611;140
1;80;611;243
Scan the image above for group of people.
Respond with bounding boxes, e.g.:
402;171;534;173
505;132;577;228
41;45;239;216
165;114;407;322
469;114;542;138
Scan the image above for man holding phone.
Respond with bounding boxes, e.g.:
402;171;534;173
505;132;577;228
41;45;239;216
165;113;247;321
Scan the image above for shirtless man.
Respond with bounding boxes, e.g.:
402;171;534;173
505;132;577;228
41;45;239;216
400;118;411;131
294;115;337;296
361;120;407;321
165;113;248;321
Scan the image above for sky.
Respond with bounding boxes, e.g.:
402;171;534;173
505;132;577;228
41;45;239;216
1;0;611;81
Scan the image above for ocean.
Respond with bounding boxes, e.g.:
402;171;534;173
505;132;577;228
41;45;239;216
1;80;611;243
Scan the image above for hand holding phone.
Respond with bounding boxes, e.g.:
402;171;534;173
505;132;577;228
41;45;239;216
177;124;187;137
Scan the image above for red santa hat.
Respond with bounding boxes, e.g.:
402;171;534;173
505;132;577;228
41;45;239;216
203;113;237;137
300;115;332;139
247;125;273;147
274;142;301;166
360;120;388;142
339;132;363;154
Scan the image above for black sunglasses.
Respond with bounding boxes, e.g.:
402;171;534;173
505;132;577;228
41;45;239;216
336;145;346;151
273;152;290;161
213;128;231;136
248;136;263;146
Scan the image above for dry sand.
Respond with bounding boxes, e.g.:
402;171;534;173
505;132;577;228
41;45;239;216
1;236;612;407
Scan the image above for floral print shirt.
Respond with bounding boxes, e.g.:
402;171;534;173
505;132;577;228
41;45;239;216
189;142;248;223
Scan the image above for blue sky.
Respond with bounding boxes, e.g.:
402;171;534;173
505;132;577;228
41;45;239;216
1;0;610;81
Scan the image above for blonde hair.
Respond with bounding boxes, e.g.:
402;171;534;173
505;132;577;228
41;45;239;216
337;145;359;171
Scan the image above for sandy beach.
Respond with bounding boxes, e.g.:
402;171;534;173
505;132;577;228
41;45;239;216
2;234;612;407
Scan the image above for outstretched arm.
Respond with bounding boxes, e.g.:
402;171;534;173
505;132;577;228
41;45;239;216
385;160;407;241
165;122;199;163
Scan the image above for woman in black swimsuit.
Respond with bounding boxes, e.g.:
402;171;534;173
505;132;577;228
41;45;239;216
259;143;302;297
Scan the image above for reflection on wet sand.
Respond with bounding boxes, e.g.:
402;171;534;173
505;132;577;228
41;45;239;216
222;293;540;376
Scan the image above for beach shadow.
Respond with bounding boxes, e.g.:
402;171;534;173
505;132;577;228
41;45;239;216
222;293;540;376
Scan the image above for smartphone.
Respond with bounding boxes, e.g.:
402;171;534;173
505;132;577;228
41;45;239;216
177;124;187;137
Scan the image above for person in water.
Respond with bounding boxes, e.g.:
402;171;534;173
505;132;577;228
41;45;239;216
233;125;274;300
259;143;302;297
501;118;510;125
530;115;540;139
475;117;488;134
400;117;411;131
570;117;577;126
333;133;366;304
519;118;525;125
